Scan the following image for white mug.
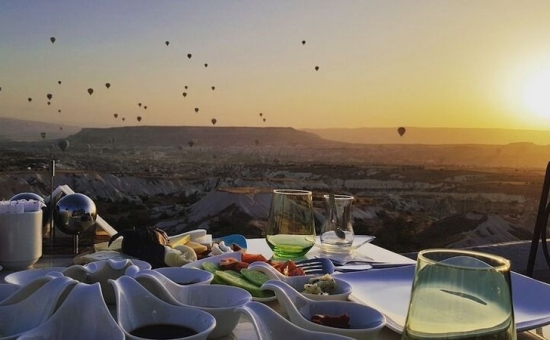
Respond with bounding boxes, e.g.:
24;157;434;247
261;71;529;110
0;210;43;270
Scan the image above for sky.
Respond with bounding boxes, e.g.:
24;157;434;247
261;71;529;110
1;1;550;130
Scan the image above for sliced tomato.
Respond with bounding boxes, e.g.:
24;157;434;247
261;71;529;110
235;261;250;271
241;253;268;264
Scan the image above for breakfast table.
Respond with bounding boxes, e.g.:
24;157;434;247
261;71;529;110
1;236;550;339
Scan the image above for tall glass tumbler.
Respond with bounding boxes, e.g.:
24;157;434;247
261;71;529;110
402;249;515;340
320;194;355;251
266;189;316;260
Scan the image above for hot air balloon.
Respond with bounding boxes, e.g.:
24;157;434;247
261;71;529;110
211;118;217;125
204;63;208;68
302;40;306;45
187;53;192;59
114;113;118;118
315;66;319;71
40;132;46;139
144;106;147;110
165;41;170;46
58;109;61;113
87;88;94;95
398;127;406;137
137;116;142;122
182;92;187;97
58;139;69;152
211;86;215;91
263;118;266;122
47;94;52;100
58;81;62;85
122;117;125;121
0;87;2;92
184;86;188;89
50;37;56;44
195;108;199;113
28;98;32;102
259;113;263;117
47;102;51;105
105;83;111;89
138;103;142;107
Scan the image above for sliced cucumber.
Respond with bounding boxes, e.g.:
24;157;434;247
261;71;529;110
240;269;270;286
215;270;266;298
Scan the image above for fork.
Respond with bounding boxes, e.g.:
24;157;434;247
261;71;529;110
295;258;335;275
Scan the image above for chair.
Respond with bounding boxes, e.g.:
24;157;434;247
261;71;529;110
526;161;550;277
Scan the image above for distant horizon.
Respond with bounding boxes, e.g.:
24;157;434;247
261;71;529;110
6;115;550;133
3;116;550;146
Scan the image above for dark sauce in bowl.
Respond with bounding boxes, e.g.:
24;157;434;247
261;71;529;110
130;324;197;339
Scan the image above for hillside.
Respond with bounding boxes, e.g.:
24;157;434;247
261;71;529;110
0;117;80;141
69;126;339;147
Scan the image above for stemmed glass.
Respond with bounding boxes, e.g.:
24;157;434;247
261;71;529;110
265;189;316;260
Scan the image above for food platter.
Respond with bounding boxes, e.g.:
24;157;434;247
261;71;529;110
183;252;277;302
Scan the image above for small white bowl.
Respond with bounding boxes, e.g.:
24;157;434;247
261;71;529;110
153;267;214;286
170;284;253;339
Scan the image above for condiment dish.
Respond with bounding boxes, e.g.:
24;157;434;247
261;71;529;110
248;261;352;301
110;276;216;340
153;267;214;286
262;280;385;340
236;301;355;340
134;271;252;339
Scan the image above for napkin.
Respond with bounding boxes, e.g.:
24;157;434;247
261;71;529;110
0;199;44;214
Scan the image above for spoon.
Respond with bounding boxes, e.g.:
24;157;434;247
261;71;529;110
329;192;346;240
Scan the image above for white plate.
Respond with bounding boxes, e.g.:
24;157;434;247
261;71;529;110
340;265;550;333
183;252;276;302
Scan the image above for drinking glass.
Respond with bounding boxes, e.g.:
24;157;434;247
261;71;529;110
402;249;515;340
266;189;316;260
320;194;355;251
